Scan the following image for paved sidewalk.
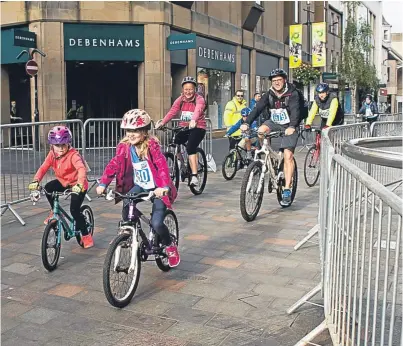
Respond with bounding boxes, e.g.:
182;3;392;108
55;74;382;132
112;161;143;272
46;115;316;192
1;152;331;346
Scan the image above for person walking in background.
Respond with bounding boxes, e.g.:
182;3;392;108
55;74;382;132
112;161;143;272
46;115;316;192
223;90;247;150
249;92;261;110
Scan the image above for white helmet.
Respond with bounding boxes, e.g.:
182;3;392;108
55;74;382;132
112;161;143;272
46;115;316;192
181;76;197;87
121;109;152;130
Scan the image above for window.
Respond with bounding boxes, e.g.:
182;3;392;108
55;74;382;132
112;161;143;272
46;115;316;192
330;13;335;34
336;15;340;36
387;67;390;82
335;52;339;73
384;30;389;41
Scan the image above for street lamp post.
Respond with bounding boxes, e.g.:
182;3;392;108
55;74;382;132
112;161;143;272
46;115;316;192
303;1;315;102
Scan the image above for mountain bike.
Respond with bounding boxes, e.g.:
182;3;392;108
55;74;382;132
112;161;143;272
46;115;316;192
239;131;298;222
102;190;179;308
158;126;208;195
30;188;94;271
303;127;321;187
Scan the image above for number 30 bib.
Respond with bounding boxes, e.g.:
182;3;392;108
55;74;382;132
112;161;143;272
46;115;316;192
270;108;290;125
133;161;156;190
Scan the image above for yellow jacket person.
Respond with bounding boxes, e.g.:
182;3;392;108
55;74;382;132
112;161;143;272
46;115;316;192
223;90;247;137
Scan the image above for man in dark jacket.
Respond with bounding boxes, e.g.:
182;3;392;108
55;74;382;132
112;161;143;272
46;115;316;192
359;94;379;123
241;68;300;206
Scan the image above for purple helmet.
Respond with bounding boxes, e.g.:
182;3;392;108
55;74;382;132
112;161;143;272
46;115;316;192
48;126;72;145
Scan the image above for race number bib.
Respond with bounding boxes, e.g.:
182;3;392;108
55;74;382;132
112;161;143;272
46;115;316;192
180;111;193;121
132;161;155;190
270;108;290;125
318;108;330;118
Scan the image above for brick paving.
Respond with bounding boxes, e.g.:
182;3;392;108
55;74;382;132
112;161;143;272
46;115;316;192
1;150;332;345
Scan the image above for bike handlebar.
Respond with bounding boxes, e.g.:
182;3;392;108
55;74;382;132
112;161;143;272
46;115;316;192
102;189;167;202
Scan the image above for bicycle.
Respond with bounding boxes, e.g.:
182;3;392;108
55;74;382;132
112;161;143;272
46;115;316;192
102;189;179;308
158;126;208;195
239;131;298;222
221;134;256;180
303;127;321;187
30;187;94;272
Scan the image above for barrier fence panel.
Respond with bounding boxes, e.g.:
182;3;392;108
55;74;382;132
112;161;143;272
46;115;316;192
1;120;84;225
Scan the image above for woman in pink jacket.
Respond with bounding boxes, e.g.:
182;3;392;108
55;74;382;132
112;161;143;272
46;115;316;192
96;109;180;268
155;76;206;187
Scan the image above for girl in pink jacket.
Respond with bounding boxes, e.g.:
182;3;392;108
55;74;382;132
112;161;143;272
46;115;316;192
96;109;179;268
156;76;206;187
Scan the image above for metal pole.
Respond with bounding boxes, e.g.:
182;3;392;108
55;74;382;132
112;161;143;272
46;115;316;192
307;2;311;103
33;73;40;150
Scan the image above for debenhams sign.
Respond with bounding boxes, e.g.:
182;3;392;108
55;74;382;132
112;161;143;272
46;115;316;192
197;47;235;64
68;38;141;48
196;36;236;72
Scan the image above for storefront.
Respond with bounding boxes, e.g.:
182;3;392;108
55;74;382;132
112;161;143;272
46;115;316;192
196;36;236;129
63;23;144;119
241;48;250;105
255;52;279;94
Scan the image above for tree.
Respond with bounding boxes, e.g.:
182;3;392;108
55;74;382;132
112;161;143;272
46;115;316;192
338;1;379;113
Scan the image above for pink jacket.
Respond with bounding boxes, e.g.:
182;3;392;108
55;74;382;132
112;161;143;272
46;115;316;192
99;138;177;209
162;94;206;129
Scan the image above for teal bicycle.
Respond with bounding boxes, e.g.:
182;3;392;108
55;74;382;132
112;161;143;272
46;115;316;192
30;187;94;271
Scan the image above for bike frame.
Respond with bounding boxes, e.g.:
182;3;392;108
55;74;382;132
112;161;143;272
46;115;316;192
313;131;321;161
51;194;76;245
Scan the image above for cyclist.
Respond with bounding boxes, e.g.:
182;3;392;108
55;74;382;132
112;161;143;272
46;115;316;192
224;90;247;150
28;126;94;248
226;107;258;161
359;94;379;123
155;76;206;187
96;109;180;268
240;68;301;206
304;83;344;130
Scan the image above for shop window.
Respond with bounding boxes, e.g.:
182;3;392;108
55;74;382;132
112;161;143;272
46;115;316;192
256;76;270;94
241;73;249;105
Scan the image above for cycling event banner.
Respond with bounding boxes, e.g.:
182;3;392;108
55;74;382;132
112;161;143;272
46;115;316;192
289;25;302;68
312;22;326;67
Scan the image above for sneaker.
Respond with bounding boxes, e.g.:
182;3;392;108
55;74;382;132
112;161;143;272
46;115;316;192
280;189;292;206
44;211;54;225
190;175;199;186
165;244;180;268
81;234;94;249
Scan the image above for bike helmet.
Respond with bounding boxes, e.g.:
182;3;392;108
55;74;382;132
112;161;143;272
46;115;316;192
269;68;288;81
121;109;152;130
48;126;72;145
316;83;329;93
181;76;197;87
241;107;251;117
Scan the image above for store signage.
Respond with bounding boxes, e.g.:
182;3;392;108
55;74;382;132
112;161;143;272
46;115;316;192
167;33;196;51
64;24;144;61
14;29;37;48
380;88;388;96
196;36;236;72
322;72;338;80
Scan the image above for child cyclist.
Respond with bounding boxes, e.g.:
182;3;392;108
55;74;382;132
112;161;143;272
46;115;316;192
226;107;259;160
95;109;180;268
28;126;94;248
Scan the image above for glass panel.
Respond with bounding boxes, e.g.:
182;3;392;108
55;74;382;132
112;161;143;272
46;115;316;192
241;73;249;106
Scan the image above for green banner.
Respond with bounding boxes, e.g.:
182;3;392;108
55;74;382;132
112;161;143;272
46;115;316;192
64;24;144;61
167;33;196;51
1;26;30;64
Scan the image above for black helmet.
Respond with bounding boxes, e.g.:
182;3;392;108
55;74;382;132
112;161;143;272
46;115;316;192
181;76;197;87
269;68;288;81
316;83;329;93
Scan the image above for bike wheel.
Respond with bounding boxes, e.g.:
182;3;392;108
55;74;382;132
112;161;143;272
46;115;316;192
103;233;141;308
303;146;320;187
164;152;180;190
155;209;179;272
221;150;238;181
276;158;298;208
240;161;264;222
76;205;95;248
41;220;61;272
189;148;208;195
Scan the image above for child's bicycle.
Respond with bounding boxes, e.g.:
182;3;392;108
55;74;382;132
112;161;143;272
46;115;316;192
158;126;208;195
30;187;94;271
102;189;179;308
239;131;298;221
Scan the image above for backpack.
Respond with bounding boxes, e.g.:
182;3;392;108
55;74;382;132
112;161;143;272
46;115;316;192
268;87;308;123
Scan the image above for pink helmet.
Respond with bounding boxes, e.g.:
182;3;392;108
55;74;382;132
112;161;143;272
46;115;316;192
48;126;72;145
121;109;151;130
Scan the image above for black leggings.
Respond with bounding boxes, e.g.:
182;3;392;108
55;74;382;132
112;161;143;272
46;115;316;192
174;128;206;155
44;179;88;235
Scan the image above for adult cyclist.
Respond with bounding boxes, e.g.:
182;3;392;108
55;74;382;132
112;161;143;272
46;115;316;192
156;76;206;187
358;94;379;124
240;68;301;206
304;83;344;130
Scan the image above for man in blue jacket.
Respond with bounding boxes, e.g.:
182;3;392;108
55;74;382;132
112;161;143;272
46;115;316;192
359;94;379;123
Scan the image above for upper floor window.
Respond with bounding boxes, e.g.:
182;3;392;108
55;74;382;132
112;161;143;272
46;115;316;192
384;30;390;41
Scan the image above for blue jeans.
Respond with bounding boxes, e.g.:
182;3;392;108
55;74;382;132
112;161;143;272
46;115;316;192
122;185;171;246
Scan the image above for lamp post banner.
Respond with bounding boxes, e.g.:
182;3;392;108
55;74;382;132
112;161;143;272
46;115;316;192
289;24;302;68
312;22;326;67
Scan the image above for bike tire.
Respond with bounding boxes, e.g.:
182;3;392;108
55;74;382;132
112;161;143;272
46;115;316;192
189;148;208;195
164;152;180;190
41;220;61;272
303;147;320;187
276;158;298;208
221;150;238;181
240;161;264;222
103;233;141;308
155;209;180;272
76;205;95;247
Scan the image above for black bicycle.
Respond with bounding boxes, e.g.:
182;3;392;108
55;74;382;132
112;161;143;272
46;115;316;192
158;126;208;195
102;190;179;308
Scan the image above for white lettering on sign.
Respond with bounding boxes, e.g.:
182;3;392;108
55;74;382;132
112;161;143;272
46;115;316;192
15;36;35;42
77;39;83;46
197;47;235;64
68;38;141;48
69;38;76;46
85;39;90;47
117;39;123;47
171;39;194;45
